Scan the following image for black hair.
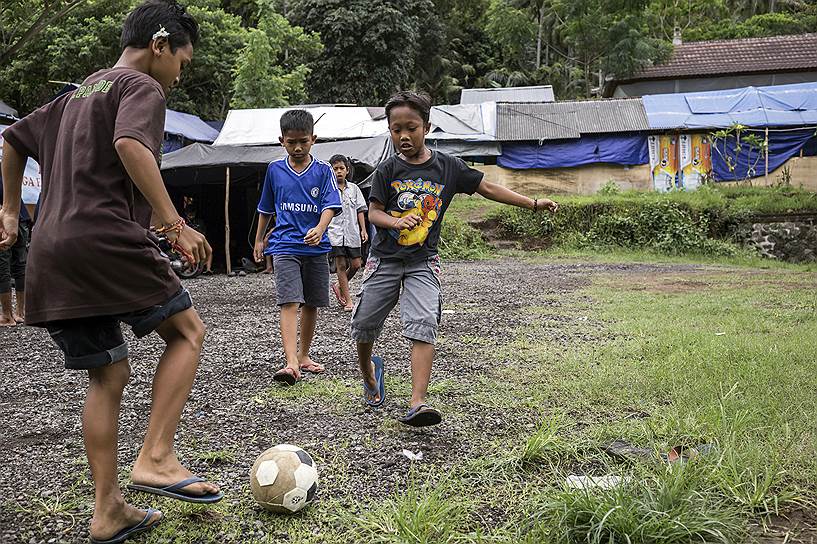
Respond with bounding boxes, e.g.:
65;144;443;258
121;0;199;52
385;91;432;124
280;109;315;136
329;154;351;170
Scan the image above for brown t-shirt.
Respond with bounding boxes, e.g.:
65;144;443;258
3;67;181;325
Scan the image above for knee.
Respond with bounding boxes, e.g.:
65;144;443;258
184;314;206;349
90;360;131;389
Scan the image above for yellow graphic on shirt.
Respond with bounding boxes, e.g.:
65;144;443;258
389;179;443;246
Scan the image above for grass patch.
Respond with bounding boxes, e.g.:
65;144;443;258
195;449;236;464
252;378;356;408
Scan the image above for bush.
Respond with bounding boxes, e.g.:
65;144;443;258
439;217;492;259
492;185;816;257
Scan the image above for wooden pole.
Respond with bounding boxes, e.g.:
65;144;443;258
225;166;232;275
764;127;770;185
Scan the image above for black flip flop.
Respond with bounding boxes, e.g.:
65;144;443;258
89;507;162;544
273;367;300;385
398;404;442;427
127;477;223;504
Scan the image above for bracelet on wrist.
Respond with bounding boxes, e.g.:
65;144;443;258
533;198;538;212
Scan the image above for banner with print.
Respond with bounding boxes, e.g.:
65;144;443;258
679;134;711;190
0;125;42;204
648;135;678;192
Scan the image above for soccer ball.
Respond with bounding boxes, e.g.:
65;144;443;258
250;444;318;514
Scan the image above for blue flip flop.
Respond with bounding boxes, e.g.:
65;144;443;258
89;507;162;544
399;404;442;427
363;356;386;408
127;477;223;504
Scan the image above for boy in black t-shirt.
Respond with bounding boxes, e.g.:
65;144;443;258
351;91;558;427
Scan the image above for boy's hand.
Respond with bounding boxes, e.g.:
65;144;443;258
304;225;326;246
392;213;422;230
360;228;369;243
0;211;19;251
172;224;211;265
536;198;559;213
254;240;266;263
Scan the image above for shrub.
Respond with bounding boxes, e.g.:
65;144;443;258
439;216;492;259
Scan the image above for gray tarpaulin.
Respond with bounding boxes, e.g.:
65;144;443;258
161;133;394;187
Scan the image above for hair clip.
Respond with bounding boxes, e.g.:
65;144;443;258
152;25;170;41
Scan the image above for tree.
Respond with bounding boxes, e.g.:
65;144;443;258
0;0;89;67
231;11;321;108
288;0;444;105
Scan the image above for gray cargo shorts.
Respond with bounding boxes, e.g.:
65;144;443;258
350;255;443;345
273;253;330;307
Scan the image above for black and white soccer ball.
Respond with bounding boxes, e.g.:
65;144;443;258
250;444;318;514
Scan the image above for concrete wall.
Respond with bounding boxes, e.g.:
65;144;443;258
475;155;817;195
474;163;652;195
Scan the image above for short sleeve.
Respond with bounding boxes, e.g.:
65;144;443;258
113;76;166;157
354;185;368;212
320;164;342;214
369;163;391;205
1;101;54;163
257;165;276;214
453;157;484;195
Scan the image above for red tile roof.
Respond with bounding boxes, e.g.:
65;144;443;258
624;33;817;81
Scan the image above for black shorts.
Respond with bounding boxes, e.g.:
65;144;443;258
45;289;193;370
330;246;362;260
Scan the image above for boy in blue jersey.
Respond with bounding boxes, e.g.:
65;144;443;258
254;110;342;385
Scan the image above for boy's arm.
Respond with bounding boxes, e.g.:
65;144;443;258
115;138;212;264
304;208;336;246
368;201;422;230
254;212;272;262
357;211;368;243
475;181;559;212
0;140;26;250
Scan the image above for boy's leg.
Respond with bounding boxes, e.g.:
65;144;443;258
298;255;330;371
11;223;27;322
400;258;442;408
0;250;14;326
347;256;362;282
86;360;162;540
280;303;301;372
130;307;218;497
335;255;350;308
351;258;402;401
46;318;161;540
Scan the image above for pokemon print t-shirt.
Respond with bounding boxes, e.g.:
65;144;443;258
369;151;483;263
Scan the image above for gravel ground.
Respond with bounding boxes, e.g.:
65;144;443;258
0;258;706;543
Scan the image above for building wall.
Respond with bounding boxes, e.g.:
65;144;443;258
474;164;652;194
475;155;817;195
612;71;817;98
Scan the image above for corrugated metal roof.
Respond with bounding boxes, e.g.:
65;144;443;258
461;85;555;104
496;99;649;141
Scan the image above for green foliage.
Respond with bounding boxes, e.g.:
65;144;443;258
493;185;817;257
288;0;444;106
230;12;320;108
439;216;493;260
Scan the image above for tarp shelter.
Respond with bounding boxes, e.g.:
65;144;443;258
642;81;817;129
163;109;220;153
498;133;649;170
643;82;817;181
0;99;17;122
213;107;387;146
160;134;394;272
0;125;41;204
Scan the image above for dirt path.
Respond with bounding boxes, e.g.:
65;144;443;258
0;258;710;543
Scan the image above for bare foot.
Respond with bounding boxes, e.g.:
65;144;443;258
262;268;273;274
0;315;16;327
131;452;219;497
298;354;325;373
13;313;24;324
90;501;162;542
361;370;380;404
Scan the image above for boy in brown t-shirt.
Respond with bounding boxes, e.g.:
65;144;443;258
0;2;221;542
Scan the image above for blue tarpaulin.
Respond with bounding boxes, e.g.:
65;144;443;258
497;133;649;169
712;128;817;181
165;109;220;142
643;82;817;129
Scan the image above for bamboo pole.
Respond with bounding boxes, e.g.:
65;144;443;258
765;127;769;184
225;166;232;275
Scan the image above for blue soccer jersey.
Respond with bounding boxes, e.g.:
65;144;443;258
257;156;342;255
